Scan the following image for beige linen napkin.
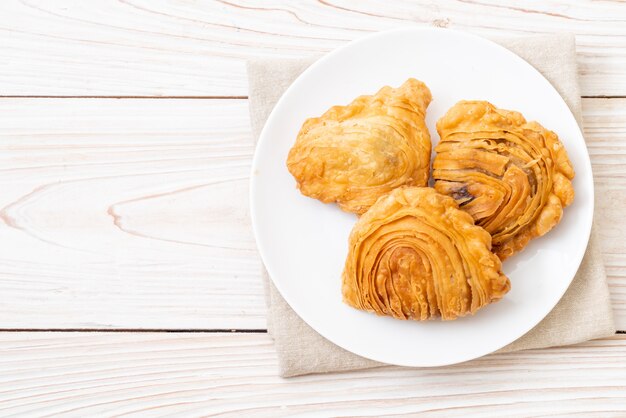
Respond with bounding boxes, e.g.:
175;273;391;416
248;33;616;377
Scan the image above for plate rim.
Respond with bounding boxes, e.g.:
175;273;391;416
249;26;595;367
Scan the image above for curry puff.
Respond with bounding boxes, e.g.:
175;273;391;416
342;187;510;321
434;101;575;260
287;78;432;215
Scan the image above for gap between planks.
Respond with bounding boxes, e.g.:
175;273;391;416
0;330;622;334
0;328;267;333
0;95;249;99
0;95;625;99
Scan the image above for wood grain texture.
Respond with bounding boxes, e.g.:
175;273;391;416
0;332;623;416
0;97;624;330
0;98;265;329
584;99;626;325
0;0;625;96
0;3;624;414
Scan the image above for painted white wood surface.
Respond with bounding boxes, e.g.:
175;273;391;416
0;1;625;415
0;98;624;330
0;98;265;329
0;332;624;416
0;0;625;97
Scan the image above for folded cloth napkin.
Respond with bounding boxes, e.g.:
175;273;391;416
248;33;616;377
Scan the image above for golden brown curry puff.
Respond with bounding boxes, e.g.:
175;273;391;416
342;187;510;321
433;101;575;260
287;78;432;215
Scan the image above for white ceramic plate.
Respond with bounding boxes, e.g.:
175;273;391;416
250;28;593;367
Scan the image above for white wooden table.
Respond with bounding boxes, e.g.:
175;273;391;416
1;1;625;415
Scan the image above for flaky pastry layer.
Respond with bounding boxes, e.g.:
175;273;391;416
433;101;575;259
342;187;510;321
287;78;432;215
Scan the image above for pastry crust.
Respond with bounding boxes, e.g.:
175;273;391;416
287;78;432;215
342;187;510;321
433;101;575;260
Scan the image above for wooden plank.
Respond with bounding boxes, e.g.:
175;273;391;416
0;0;624;97
0;332;624;416
0;97;624;330
584;99;626;327
0;98;265;329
